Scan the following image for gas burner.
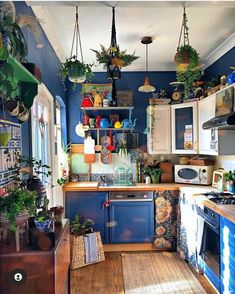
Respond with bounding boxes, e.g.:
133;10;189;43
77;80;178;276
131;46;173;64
209;197;235;205
202;191;234;198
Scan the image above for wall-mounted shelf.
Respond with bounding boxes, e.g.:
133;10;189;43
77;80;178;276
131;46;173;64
86;128;134;131
80;107;134;111
7;55;40;84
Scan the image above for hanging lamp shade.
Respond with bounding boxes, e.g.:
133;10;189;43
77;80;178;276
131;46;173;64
138;36;155;93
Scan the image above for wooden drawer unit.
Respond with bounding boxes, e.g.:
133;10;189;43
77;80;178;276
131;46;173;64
0;220;70;294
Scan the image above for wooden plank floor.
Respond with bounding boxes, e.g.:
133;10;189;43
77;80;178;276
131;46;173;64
70;252;217;294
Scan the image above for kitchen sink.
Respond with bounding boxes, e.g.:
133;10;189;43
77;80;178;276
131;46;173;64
98;181;136;187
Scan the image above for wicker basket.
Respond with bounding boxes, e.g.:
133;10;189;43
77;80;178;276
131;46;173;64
70;231;105;270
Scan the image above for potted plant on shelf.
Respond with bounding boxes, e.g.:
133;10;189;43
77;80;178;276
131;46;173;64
70;214;105;269
0;188;36;232
59;55;93;89
143;166;162;184
34;197;54;232
225;171;235;193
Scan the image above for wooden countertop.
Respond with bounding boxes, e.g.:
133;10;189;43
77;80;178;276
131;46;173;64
203;199;235;224
62;181;213;192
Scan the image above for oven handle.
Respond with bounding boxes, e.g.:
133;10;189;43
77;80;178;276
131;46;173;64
197;208;219;233
204;221;219;234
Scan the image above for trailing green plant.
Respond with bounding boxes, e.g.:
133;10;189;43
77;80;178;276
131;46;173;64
91;44;138;69
176;69;201;99
58;55;93;90
70;214;94;236
0;188;36;231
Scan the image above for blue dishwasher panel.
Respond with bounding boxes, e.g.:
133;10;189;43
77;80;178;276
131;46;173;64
65;192;109;243
109;201;154;243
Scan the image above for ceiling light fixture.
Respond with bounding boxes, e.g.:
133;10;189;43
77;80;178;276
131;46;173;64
138;36;156;93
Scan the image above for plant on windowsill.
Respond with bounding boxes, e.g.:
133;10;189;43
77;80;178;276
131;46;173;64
225;170;235;193
143;166;162;184
0;188;36;232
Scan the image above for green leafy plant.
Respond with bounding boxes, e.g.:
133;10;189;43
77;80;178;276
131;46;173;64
70;214;94;236
143;166;162;176
175;44;200;70
0;189;36;231
225;171;235;185
91;45;138;68
58;56;93;90
34;197;52;221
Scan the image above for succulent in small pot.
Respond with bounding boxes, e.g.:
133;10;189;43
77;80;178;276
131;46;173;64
59;55;93;90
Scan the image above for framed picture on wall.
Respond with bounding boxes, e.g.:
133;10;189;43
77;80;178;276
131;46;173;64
215;85;234;117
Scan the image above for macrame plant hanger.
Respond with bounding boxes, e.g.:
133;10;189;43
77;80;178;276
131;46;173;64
107;7;121;106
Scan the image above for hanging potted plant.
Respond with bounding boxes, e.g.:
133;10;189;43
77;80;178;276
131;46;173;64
59;55;93;88
58;7;93;89
174;9;201;99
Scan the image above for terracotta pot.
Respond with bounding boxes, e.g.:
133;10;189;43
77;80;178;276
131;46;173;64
5;100;20;116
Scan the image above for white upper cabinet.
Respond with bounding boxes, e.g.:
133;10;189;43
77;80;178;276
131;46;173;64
147;105;171;154
198;86;235;155
171;101;198;154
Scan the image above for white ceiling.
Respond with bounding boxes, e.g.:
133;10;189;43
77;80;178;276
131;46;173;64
29;1;235;72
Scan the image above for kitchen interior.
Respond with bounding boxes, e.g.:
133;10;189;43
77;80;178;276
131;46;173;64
0;1;235;294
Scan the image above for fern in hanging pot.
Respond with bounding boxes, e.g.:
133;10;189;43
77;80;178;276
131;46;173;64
59;55;93;89
175;44;200;72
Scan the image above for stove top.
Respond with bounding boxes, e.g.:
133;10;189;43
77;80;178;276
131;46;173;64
201;191;235;205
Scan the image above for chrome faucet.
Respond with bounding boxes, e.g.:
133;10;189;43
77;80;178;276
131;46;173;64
100;175;107;186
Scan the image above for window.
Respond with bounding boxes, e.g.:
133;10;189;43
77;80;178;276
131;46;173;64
31;84;55;206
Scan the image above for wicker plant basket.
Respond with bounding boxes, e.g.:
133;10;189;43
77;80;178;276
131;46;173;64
70;231;105;270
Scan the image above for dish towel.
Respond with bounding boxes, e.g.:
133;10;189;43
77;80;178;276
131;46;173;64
84;232;98;263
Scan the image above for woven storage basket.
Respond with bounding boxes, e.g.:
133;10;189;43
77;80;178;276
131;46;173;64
70;231;105;270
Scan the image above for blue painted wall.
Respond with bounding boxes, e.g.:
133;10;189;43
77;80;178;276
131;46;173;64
0;2;66;157
67;71;176;146
204;47;235;81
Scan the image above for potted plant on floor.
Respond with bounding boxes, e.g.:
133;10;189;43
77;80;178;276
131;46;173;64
143;166;162;184
70;214;105;269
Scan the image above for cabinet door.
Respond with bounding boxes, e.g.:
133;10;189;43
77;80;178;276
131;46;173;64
154;190;179;250
147;105;171;154
109;201;154;243
198;94;218;155
65;192;109;243
171;102;198;154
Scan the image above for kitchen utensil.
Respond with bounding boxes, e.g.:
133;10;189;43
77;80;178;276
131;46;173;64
94;94;103;107
101;131;112;164
100;117;110;128
84;133;95;163
83;114;90;125
107;129;115;151
94;129;102;152
95;115;102;128
81;95;93;107
114;121;122;129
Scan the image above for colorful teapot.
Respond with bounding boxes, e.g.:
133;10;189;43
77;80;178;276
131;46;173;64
227;68;235;85
100;118;111;128
81;96;93;107
114;121;122;129
122;118;137;128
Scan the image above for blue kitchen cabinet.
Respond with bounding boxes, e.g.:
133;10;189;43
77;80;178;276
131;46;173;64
220;216;235;293
109;201;154;243
65;192;109;243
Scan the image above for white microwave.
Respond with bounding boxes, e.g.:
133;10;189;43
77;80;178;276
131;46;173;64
175;165;214;185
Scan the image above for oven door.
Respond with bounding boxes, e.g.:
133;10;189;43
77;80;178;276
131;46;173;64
200;221;220;277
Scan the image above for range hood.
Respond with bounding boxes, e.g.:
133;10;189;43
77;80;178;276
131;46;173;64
202;112;235;130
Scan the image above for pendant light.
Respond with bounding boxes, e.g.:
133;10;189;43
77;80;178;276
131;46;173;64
138;36;156;93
